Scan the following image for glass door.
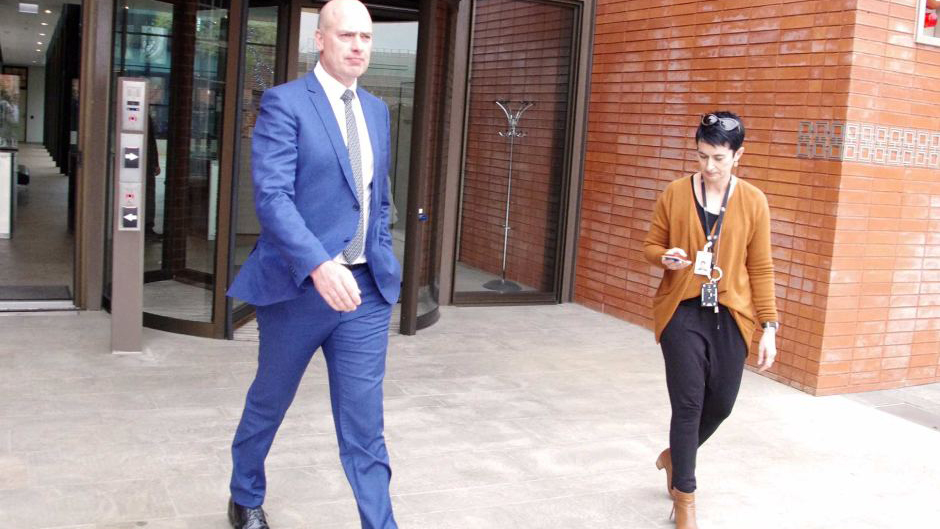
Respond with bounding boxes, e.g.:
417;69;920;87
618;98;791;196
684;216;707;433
229;0;287;329
295;4;417;269
294;3;421;331
109;0;234;332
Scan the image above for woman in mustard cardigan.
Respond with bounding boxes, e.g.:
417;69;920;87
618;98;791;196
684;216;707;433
643;112;779;529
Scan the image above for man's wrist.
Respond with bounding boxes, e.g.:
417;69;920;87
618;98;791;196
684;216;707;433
762;321;780;332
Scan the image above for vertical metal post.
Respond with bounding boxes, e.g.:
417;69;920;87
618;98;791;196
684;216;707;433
399;0;436;335
111;78;148;354
484;99;533;293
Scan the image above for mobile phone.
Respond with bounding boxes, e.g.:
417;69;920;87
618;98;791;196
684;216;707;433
663;255;690;265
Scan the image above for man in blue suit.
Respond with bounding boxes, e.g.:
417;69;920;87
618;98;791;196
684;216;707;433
226;1;401;527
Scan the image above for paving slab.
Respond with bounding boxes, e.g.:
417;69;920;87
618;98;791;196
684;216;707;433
0;306;937;528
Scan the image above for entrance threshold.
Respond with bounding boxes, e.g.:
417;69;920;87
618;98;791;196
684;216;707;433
0;301;78;312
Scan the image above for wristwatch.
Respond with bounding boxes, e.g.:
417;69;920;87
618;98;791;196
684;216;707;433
762;321;780;331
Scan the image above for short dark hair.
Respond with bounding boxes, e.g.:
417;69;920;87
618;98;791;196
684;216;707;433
695;111;745;152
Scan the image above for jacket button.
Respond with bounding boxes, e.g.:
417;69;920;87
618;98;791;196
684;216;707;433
344;238;351;243
353;204;360;211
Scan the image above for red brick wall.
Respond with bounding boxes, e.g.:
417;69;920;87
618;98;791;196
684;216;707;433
580;0;855;394
579;0;940;395
813;0;940;394
458;0;574;291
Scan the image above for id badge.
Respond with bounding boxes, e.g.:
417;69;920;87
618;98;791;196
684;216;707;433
694;251;714;276
701;282;718;307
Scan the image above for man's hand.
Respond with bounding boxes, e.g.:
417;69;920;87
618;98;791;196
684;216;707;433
757;327;777;372
311;261;362;312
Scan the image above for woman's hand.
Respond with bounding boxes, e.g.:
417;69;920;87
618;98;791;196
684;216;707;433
661;248;691;270
757;328;777;372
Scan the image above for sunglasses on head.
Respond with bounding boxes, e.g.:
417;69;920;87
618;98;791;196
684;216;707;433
701;114;740;131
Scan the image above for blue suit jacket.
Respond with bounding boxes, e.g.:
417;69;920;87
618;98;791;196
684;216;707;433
228;73;402;307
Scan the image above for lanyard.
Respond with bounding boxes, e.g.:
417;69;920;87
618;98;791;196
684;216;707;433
701;175;732;254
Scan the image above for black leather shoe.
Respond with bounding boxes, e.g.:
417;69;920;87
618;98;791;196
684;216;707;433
228;497;270;529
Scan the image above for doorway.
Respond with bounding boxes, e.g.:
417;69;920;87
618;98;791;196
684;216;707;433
0;2;81;310
231;1;429;336
104;0;437;338
452;0;581;304
109;0;232;329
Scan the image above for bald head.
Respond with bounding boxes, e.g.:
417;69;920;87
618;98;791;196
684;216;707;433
315;0;374;87
318;0;371;31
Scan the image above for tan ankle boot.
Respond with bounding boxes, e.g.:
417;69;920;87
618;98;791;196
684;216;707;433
655;448;673;497
670;488;698;529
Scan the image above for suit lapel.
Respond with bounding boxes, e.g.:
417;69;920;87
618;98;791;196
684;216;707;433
305;73;358;202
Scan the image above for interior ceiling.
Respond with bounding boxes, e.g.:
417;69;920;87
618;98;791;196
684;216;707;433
0;0;75;67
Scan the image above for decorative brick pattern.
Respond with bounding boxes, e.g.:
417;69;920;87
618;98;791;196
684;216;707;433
798;120;940;167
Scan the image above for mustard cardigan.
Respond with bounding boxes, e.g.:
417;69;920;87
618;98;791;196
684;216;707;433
643;175;778;346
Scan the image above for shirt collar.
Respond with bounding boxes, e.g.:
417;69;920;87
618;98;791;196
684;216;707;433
314;61;358;102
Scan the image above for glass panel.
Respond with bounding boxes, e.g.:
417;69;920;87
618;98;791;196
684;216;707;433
297;8;418;271
231;3;281;312
454;0;574;299
413;3;461;327
112;0;230;322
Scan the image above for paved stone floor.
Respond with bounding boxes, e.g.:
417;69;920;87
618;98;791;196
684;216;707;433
0;305;938;528
0;143;73;289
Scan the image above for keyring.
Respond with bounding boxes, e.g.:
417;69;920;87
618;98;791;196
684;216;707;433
709;265;723;283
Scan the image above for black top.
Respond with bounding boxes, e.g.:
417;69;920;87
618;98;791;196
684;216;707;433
691;177;719;236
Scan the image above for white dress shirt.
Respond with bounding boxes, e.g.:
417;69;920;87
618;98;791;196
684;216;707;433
314;62;373;265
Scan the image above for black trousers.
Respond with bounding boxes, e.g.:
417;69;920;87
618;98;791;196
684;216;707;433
660;298;747;493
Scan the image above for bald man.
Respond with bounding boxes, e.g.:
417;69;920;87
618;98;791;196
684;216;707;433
226;1;401;527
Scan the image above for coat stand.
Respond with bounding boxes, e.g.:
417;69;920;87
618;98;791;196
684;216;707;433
484;99;534;293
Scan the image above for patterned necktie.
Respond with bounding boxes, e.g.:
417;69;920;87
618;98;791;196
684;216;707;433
340;89;364;262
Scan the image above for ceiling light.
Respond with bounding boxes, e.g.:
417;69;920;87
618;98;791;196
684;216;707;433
41;22;48;26
18;3;39;14
44;9;52;14
35;49;41;52
39;33;45;36
37;41;43;45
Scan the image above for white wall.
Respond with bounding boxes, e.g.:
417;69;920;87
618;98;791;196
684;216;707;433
26;66;44;143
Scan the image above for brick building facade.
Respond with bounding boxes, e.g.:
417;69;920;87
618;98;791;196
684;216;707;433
576;0;940;395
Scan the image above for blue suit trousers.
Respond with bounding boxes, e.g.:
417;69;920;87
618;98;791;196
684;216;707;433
230;266;397;529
